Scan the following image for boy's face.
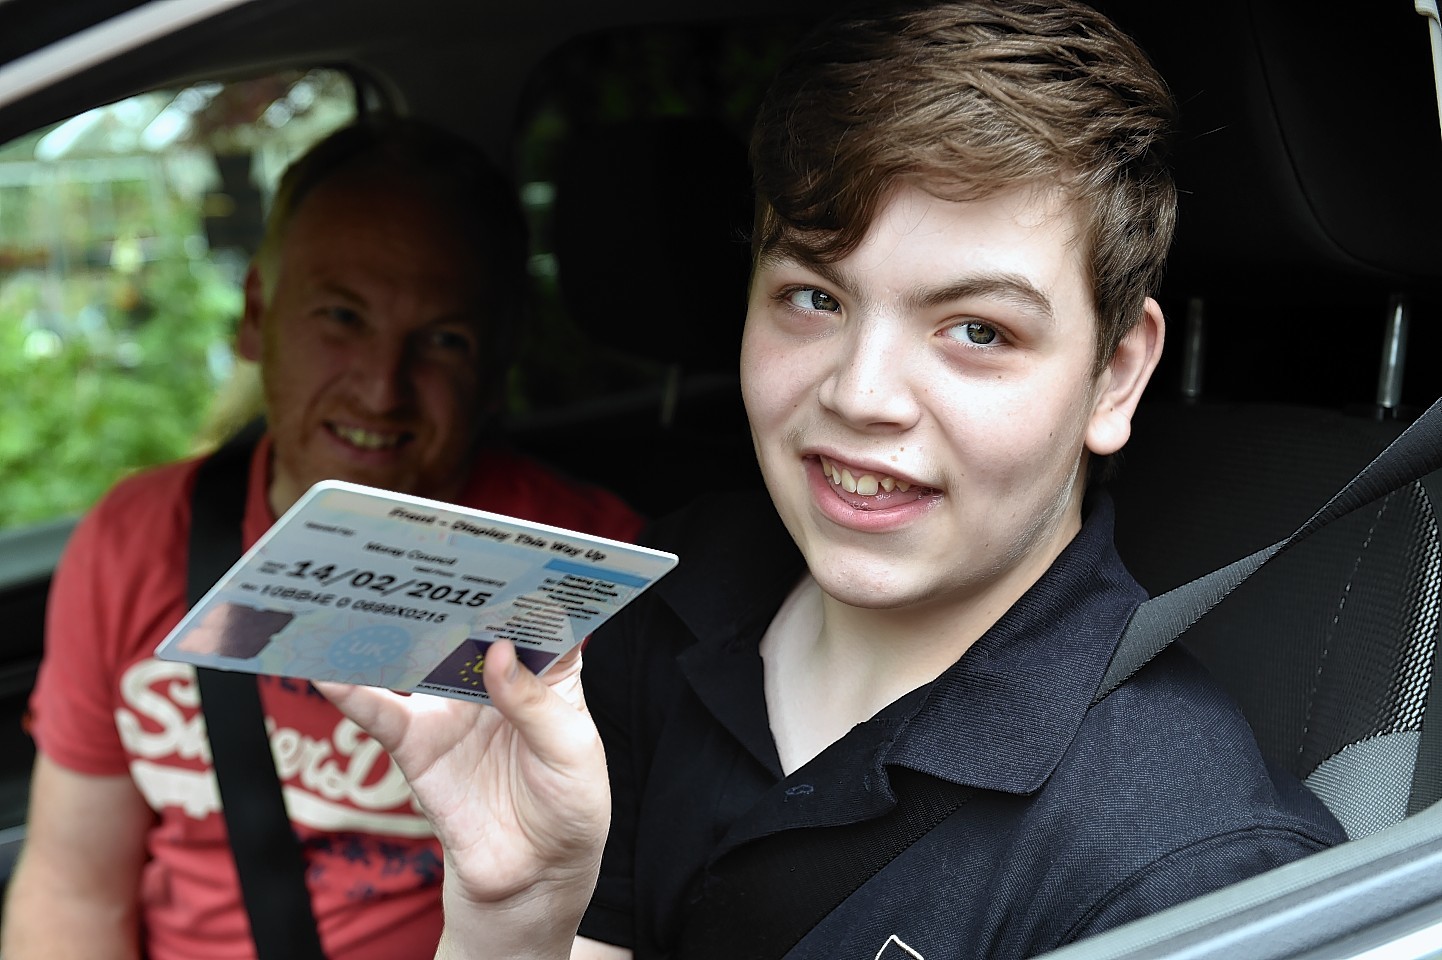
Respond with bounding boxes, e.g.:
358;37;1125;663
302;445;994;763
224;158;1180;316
239;172;494;516
741;183;1161;615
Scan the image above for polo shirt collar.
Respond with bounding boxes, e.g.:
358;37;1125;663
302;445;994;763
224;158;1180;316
662;488;1145;796
663;489;801;777
659;488;802;635
893;492;1145;794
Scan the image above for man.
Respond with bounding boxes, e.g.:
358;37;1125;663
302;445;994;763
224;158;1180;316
322;3;1347;959
1;119;643;960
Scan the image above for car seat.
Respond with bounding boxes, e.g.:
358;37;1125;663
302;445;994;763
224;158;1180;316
511;114;760;518
1110;404;1442;839
1101;0;1442;839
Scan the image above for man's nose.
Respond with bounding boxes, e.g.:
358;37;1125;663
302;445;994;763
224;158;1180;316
816;318;921;430
350;335;411;412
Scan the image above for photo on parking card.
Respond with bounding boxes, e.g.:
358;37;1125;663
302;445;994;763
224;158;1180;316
416;638;558;699
174;602;295;659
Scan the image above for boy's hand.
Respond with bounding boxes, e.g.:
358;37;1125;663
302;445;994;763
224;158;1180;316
318;641;607;957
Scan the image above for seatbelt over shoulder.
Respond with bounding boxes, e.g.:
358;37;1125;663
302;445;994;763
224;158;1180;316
677;769;974;960
1096;397;1442;703
187;428;328;960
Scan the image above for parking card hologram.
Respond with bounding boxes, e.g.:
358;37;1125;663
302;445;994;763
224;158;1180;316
154;479;678;703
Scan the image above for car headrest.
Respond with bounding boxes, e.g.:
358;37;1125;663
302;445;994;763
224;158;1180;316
551;115;754;372
1101;0;1442;290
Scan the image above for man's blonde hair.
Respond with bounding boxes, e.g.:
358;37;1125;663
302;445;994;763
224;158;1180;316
253;117;529;382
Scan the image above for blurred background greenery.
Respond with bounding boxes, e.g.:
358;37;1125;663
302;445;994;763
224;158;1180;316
0;242;240;527
0;70;354;529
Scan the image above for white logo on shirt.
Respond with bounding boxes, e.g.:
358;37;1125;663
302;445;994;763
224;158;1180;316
875;935;924;960
115;658;429;837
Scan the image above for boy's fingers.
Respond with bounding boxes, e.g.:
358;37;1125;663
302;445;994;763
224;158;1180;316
315;680;409;751
482;641;599;767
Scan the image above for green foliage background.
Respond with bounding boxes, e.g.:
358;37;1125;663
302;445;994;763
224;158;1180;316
0;247;241;528
0;69;359;533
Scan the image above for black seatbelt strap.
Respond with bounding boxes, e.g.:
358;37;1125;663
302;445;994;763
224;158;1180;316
1096;396;1442;704
1405;465;1442;815
677;768;974;960
188;425;328;960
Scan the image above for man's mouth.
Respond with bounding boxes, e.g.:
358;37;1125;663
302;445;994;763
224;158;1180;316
818;455;939;506
328;422;408;451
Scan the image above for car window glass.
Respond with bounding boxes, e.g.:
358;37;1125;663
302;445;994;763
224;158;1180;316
0;69;358;532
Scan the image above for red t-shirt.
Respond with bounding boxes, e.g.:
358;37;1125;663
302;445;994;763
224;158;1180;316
29;435;644;960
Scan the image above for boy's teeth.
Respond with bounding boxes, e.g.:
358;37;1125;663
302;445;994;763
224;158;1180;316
821;456;913;497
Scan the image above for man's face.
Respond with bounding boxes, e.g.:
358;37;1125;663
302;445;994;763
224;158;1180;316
741;182;1161;616
239;172;496;515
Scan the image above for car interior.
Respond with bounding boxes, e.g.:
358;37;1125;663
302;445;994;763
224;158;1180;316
1;0;1441;955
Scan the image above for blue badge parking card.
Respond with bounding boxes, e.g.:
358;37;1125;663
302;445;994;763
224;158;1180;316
155;480;677;703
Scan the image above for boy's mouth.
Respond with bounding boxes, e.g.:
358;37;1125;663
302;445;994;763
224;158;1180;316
818;455;939;508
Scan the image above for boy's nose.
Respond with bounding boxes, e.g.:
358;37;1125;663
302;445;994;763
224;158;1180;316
816;319;921;431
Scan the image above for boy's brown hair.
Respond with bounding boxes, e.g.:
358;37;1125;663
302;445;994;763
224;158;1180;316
750;0;1177;371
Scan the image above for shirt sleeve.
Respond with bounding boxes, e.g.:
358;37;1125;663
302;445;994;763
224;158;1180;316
1060;827;1335;948
29;468;192;776
464;449;646;545
539;475;645;545
576;604;647;948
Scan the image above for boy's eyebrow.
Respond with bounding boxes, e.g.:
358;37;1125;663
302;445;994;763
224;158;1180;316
756;243;830;278
758;246;1056;324
913;274;1056;325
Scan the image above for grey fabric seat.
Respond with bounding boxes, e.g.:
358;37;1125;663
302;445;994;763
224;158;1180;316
1109;402;1442;839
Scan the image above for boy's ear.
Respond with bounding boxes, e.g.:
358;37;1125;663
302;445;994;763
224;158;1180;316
237;264;266;363
1086;297;1165;456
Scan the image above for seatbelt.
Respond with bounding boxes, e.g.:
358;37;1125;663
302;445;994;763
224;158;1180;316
1406;464;1442;815
1095;396;1442;703
188;424;328;960
677;769;974;960
679;398;1442;959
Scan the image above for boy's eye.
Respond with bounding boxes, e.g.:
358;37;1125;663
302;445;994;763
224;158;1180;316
786;287;840;312
944;321;1000;346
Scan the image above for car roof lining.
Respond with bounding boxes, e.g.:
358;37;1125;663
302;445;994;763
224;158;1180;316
0;0;827;160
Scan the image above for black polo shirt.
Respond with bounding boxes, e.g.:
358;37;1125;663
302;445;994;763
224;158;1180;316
579;489;1346;960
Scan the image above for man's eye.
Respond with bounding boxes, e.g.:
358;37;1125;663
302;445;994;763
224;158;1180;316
944;321;1001;346
427;329;476;354
786;288;840;312
324;306;362;327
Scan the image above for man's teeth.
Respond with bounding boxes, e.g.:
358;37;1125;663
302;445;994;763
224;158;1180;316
820;457;912;495
334;425;402;450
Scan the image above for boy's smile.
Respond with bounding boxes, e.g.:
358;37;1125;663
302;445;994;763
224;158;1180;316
741;182;1163;621
808;453;943;532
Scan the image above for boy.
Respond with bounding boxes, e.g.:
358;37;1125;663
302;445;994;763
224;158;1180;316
324;4;1346;959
